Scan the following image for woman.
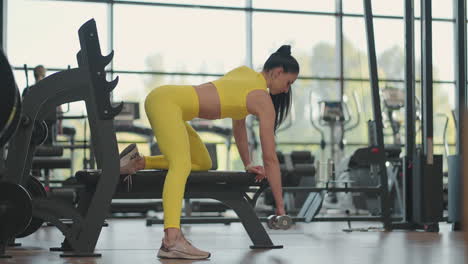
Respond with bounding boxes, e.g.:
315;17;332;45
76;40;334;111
119;45;299;259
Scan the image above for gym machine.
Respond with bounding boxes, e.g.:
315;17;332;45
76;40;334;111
392;0;444;232
310;95;361;207
1;19;123;257
0;47;23;258
333;87;406;216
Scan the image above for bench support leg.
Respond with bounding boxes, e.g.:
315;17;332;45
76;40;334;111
217;193;283;249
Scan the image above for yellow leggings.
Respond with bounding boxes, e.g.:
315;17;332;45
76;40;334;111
144;85;212;229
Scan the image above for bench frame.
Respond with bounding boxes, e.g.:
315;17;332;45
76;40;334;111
76;170;280;249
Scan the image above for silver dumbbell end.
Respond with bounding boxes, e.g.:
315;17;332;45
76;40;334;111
276;215;293;230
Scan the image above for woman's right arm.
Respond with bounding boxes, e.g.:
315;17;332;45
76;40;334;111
232;118;252;168
247;90;285;215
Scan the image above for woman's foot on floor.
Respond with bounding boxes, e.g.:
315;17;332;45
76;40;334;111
157;235;211;260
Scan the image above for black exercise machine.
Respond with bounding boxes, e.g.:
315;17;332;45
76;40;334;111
2;19;123;257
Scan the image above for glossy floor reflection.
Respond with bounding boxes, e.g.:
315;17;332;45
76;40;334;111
3;219;466;264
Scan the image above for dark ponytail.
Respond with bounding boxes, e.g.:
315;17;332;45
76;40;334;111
263;45;299;132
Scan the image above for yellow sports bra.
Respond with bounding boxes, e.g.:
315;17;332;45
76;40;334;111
211;66;268;120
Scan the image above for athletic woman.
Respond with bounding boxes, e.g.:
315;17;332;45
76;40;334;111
119;45;299;259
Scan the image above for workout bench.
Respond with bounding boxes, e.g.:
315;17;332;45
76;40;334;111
75;169;282;249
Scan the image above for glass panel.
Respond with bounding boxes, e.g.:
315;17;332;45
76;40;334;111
343;17;368;78
342;81;372;145
343;0;363;14
252;13;336;77
375;19;404;80
433;22;454;81
114;5;246;73
413;21;454;82
415;0;453;19
433;83;456;173
433;83;456;146
253;1;334;12
343;0;403;16
114;0;245;8
343;18;404;80
6;0;109;68
344;0;452;18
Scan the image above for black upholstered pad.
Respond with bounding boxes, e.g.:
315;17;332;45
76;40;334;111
32;157;72;169
75;169;263;195
35;146;64;157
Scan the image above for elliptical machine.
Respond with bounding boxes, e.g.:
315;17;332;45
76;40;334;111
309;93;361;210
334;87;406;216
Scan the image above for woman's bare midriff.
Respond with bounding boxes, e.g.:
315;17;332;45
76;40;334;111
193;83;221;120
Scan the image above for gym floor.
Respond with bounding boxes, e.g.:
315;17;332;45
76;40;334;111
4;219;466;264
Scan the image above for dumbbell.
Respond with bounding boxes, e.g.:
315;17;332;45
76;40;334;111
267;215;293;230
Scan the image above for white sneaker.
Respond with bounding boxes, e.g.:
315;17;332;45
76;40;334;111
119;143;140;167
119;143;143;176
157;237;211;260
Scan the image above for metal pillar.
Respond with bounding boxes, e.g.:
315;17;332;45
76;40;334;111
421;0;433;162
454;0;466;154
335;0;344;99
363;0;392;230
403;0;416;226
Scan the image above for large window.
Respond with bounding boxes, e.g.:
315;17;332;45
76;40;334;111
114;4;246;73
5;0;459;170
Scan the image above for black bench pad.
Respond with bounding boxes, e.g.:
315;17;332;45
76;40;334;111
75;170;262;195
35;146;64;157
33;157;72;169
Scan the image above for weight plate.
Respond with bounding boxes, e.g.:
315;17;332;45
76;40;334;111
0;89;22;147
16;177;47;238
0;182;32;240
0;49;21;147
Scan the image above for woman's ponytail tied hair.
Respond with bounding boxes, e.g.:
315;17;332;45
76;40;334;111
263;45;299;74
276;45;292;56
263;45;300;133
